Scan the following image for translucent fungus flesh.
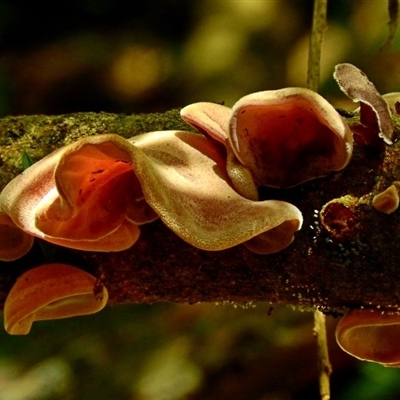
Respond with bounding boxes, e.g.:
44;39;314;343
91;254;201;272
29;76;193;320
234;100;339;186
0;135;149;251
4;264;108;335
230;89;353;188
336;310;400;366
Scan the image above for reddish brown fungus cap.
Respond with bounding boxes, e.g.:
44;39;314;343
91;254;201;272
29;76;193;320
4;264;108;335
230;88;353;188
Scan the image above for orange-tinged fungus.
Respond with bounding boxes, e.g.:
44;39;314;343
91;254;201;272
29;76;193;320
0;211;34;261
0;135;156;252
372;182;400;214
4;263;108;335
336;309;400;367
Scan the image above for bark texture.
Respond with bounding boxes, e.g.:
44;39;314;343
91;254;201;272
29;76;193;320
1;111;400;315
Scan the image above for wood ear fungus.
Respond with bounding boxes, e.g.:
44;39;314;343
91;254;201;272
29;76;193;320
336;309;400;367
4;263;108;335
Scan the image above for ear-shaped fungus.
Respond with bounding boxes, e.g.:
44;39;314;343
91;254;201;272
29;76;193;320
4;263;108;335
0;211;34;261
334;63;394;145
336;309;400;367
129;130;302;253
372;182;400;214
180;102;231;145
229;88;353;188
0;134;157;251
0;129;302;254
182;89;353;189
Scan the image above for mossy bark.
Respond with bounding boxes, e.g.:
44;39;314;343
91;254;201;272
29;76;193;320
1;111;400;315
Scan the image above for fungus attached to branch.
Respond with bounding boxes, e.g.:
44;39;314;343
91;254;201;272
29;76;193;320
182;88;353;190
4;263;108;335
336;309;400;367
129;130;303;253
6;87;347;257
319;196;357;240
372;182;400;214
334;63;394;145
0;129;304;255
230;88;353;188
0;134;156;252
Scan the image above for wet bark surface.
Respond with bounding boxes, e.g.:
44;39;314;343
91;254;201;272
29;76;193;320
1;111;400;314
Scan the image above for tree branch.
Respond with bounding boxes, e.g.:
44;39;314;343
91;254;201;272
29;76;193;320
1;111;400;315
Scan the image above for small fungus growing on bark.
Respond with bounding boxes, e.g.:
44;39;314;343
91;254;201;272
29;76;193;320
372;182;400;214
334;63;394;145
319;196;357;240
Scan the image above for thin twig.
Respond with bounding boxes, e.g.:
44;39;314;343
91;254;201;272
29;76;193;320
380;0;399;52
307;0;332;399
314;310;332;400
307;0;328;92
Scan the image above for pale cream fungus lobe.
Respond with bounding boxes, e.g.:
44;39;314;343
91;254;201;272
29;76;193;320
129;130;303;253
334;63;394;145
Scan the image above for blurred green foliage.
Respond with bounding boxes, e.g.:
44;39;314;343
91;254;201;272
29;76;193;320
341;362;400;400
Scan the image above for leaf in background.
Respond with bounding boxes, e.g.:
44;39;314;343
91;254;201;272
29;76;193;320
22;150;34;170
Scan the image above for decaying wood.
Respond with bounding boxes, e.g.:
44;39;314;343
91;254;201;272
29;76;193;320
1;110;400;314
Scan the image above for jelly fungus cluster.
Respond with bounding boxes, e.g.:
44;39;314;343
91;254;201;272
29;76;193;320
325;64;400;367
3;63;397;341
320;64;400;239
0;85;352;333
